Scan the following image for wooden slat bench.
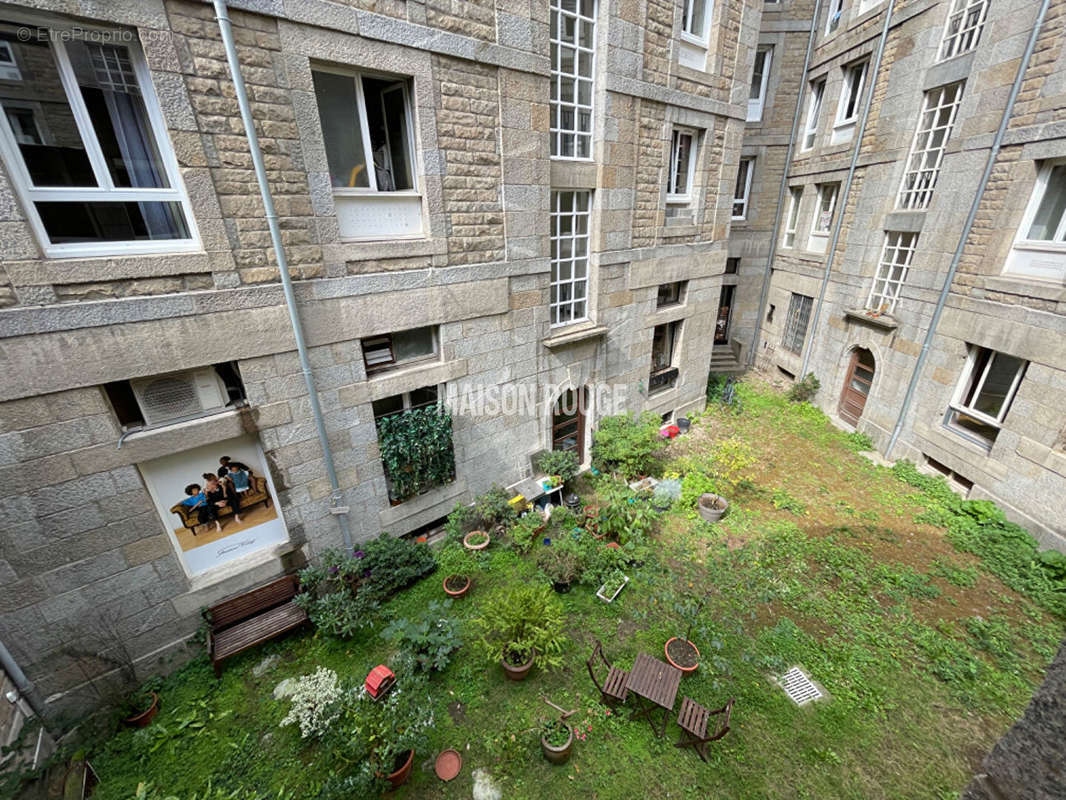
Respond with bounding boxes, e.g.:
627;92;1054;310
204;574;308;677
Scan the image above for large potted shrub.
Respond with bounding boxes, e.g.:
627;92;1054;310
473;584;566;680
536;541;582;593
534;449;580;489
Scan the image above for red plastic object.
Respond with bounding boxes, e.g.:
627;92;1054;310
365;665;396;699
434;749;462;781
661;424;681;439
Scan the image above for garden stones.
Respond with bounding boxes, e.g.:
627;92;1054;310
272;677;295;700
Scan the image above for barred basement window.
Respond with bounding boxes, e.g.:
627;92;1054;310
801;78;825;151
649;321;681;392
867;232;917;313
898;82;964;210
782;293;813;354
0;17;195;257
938;0;990;61
945;346;1027;447
782;186;803;248
551;0;596;159
732;157;754;220
550;190;591;326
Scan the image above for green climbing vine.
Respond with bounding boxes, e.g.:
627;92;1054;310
377;404;456;502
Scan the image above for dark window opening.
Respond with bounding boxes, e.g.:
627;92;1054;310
656;281;686;307
362;326;438;375
725;257;740;274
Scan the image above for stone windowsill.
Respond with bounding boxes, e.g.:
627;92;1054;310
542;322;608;348
185;540;304;594
377;479;468;528
844;308;899;330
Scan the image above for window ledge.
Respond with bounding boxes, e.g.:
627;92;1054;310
987;275;1066;302
542;322;608;349
377;479;467;530
844;308;899;330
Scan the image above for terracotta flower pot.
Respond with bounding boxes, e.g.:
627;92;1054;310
443;574;471;598
664;637;700;674
541;722;574;764
697;493;729;523
501;648;534;681
123;692;160;728
386;749;415;787
463;530;491;550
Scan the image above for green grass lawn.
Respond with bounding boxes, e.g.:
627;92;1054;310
87;380;1065;800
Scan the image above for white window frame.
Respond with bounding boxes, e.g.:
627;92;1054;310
732;157;754;220
680;0;712;44
866;231;918;313
938;0;990;62
782;293;813;354
550;0;597;161
666;128;698;209
0;40;22;81
1005;160;1066;282
946;346;1026;445
747;45;773;122
832;60;868;144
0;15;198;259
801;78;825;151
826;0;845;34
782;186;803;248
550;190;591;327
897;82;964;211
807;182;838;253
313;65;424;241
857;0;884;15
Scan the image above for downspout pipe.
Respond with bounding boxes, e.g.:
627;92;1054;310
799;0;895;377
886;0;1051;457
213;0;353;551
0;638;47;727
748;0;823;367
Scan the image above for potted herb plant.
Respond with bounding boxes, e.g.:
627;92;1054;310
436;542;479;598
535;449;580;490
536;543;581;593
473;584;566;681
595;568;629;603
121;676;162;728
540;718;574;764
664;591;707;674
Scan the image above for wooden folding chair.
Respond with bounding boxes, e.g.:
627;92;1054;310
586;640;629;706
676;696;734;762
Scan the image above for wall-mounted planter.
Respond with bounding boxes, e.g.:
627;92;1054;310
596;575;629;603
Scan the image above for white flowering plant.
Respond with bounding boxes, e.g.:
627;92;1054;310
278;667;344;739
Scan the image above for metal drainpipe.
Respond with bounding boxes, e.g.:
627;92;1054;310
0;639;47;727
799;0;896;378
886;0;1051;458
213;0;353;550
747;0;824;367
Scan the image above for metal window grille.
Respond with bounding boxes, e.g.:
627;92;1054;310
782;293;813;354
550;0;596;159
898;82;964;210
550;190;591;326
939;0;990;61
867;232;918;313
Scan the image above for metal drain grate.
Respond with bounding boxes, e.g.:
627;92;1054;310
778;666;823;706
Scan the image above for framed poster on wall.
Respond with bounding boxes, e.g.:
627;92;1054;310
139;435;289;575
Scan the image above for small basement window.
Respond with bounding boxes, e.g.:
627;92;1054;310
656;281;687;307
362;326;438;375
105;362;246;429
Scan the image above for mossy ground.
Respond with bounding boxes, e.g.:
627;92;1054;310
86;380;1064;800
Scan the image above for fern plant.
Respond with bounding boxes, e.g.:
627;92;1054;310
473;584;567;668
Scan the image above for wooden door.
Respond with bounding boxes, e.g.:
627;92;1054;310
552;388;586;464
838;348;875;425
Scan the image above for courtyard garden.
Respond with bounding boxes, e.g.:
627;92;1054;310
59;379;1066;799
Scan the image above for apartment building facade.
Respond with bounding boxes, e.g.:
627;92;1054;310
0;0;760;713
730;0;1066;553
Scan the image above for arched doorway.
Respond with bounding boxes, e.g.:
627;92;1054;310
552;387;587;463
838;348;874;426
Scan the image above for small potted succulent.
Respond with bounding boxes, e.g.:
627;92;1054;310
473;584;566;682
121;676;162;728
596;568;629;603
540;718;574;764
537;543;581;593
463;529;491;551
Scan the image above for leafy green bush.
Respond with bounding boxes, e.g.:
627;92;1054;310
376;404;455;502
381;600;461;672
537;539;582;584
509;513;544;553
680;471;717;510
474;485;519;530
786;372;821;403
435;540;483;580
594;479;658;546
473;584;566;669
843;431;874;451
706;372;728;402
534;449;580;485
591;411;665;479
770;488;807;516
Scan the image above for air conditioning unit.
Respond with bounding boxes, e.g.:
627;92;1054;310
130;368;229;426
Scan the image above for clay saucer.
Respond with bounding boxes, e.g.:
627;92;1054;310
434;749;462;781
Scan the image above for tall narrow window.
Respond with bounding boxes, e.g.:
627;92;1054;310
550;190;591;326
649;321;681;392
946;346;1027;446
1006;161;1066;282
802;78;825;151
312;68;421;239
551;0;596;159
826;0;845;34
0;18;194;257
782;293;814;354
732;157;754;220
832;60;868;144
807;182;839;253
782;186;803;248
898;82;964;210
867;232;917;313
681;0;711;41
666;128;697;214
747;46;773;122
939;0;990;61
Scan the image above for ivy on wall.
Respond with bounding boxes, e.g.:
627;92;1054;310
377;404;456;502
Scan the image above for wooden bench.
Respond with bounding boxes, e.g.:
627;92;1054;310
204;575;308;677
